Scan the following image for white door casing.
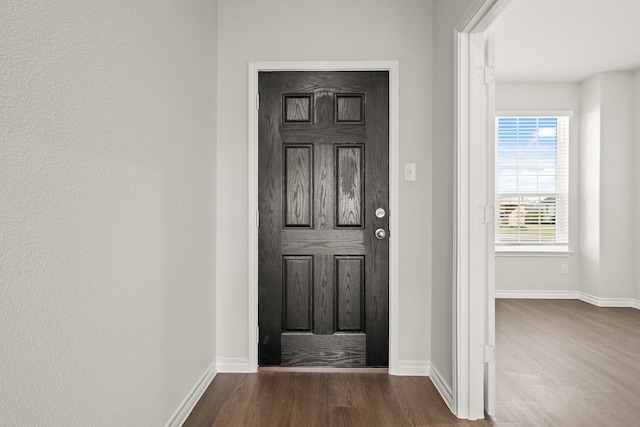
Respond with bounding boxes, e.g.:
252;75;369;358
454;0;513;420
247;61;400;374
484;33;497;417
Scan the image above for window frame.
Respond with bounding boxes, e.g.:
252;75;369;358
494;111;572;252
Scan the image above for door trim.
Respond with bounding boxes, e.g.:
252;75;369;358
248;61;400;374
454;0;514;420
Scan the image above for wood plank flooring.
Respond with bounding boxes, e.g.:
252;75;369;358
183;372;485;426
184;300;640;426
493;299;640;427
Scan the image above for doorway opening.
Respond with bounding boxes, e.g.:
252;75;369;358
453;0;514;419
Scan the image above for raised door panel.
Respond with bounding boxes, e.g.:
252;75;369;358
284;145;313;228
283;94;313;124
336;145;364;228
283;256;313;332
335;94;365;124
335;256;364;332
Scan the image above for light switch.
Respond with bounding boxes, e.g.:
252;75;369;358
405;163;417;181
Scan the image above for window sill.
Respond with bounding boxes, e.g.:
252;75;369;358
495;245;573;257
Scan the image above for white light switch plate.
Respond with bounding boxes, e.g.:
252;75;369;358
405;163;416;181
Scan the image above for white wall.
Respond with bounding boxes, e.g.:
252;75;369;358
216;0;435;368
580;75;602;297
495;83;581;294
431;0;476;390
580;72;636;301
0;2;217;426
598;73;635;300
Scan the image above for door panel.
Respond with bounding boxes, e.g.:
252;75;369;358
335;256;364;332
284;145;313;227
258;71;389;367
283;255;313;331
336;145;364;227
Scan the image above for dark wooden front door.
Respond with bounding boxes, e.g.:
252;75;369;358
258;71;389;367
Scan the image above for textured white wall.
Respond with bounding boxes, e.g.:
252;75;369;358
494;83;581;293
217;0;434;367
431;0;476;390
0;1;217;426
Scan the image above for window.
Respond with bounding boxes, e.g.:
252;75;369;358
495;115;569;246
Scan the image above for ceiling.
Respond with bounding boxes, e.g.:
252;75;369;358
490;0;640;82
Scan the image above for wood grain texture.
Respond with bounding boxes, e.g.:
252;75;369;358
281;333;366;367
335;94;364;124
283;94;312;123
336;145;363;227
362;72;389;366
284;145;313;227
258;367;387;373
258;73;287;366
315;143;334;230
493;299;640;426
335;256;364;332
259;71;389;367
283;256;313;332
282;230;365;254
280;124;366;144
313;254;334;334
183;372;486;427
185;300;640;426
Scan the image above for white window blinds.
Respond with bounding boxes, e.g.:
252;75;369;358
495;116;569;245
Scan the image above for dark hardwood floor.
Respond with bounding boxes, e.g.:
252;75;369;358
182;372;486;427
184;300;640;426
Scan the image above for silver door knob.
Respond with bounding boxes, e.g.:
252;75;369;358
375;228;387;239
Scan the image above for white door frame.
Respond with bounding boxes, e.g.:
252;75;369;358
247;61;401;374
453;0;513;420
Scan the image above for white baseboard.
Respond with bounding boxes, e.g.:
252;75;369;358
165;359;217;427
429;362;454;413
217;357;251;373
396;359;430;376
496;290;640;310
578;292;638;308
495;290;579;299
